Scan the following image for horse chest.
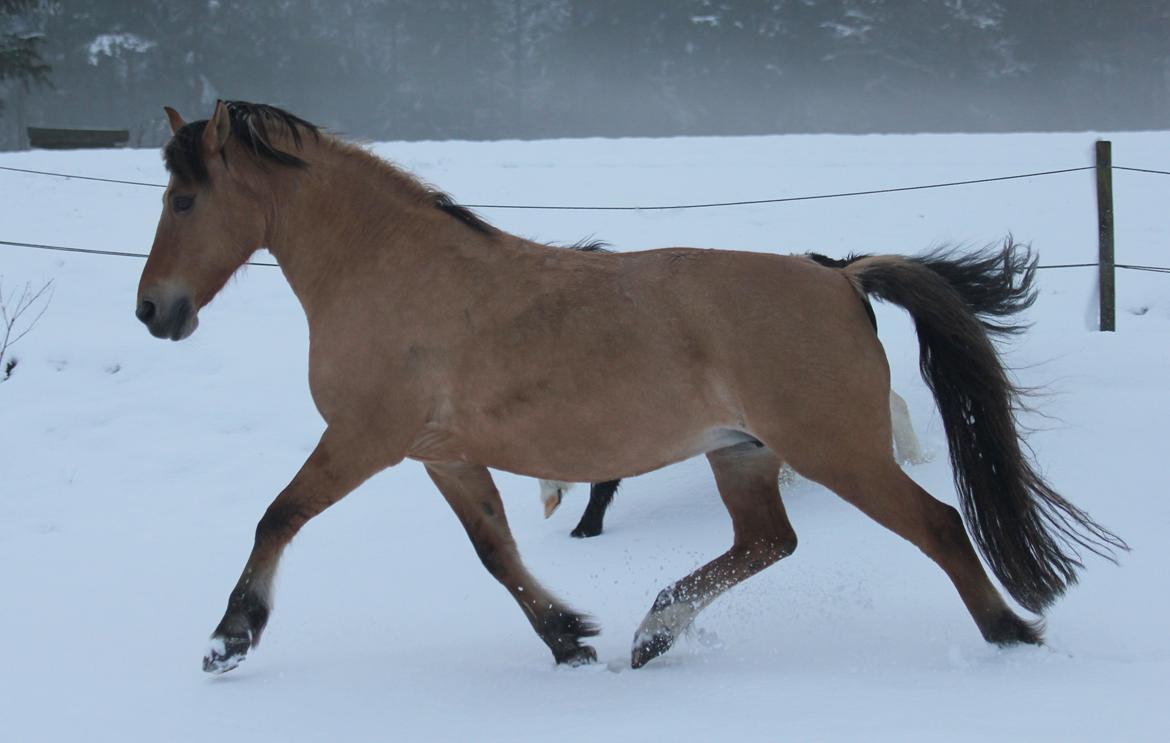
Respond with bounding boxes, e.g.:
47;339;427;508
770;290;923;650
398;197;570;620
304;333;423;426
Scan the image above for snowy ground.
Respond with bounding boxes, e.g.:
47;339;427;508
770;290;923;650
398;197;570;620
1;131;1167;742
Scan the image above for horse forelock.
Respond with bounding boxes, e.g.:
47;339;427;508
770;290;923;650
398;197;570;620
162;100;319;184
163;120;210;183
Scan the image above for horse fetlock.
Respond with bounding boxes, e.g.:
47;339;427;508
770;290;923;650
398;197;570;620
222;587;271;638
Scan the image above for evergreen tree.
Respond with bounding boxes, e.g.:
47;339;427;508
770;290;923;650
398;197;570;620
0;0;51;111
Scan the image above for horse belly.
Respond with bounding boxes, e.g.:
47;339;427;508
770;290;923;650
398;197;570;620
458;396;735;483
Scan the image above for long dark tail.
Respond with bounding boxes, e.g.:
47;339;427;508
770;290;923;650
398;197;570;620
843;240;1127;613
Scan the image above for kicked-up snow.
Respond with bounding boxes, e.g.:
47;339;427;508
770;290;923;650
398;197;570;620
0;130;1167;741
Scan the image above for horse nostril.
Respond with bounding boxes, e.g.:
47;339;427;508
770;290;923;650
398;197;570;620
136;299;157;323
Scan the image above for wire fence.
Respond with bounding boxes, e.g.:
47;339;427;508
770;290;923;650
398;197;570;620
2;157;1168;275
0;238;280;267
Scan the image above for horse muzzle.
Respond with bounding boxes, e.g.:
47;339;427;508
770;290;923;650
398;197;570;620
136;291;199;341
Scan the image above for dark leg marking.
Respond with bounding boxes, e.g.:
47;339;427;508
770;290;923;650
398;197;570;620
571;479;621;538
539;609;601;665
426;461;599;666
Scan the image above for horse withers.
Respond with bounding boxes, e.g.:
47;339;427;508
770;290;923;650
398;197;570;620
137;101;1125;673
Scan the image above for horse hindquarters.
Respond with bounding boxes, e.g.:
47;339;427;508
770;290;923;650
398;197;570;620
629;246;1058;668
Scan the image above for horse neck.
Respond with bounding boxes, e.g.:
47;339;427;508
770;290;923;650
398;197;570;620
261;141;486;313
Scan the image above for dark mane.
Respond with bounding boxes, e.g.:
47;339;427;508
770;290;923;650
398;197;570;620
163;101;318;183
431;190;497;236
565;238;611;253
164;100;497;236
805;251;868;269
544;237;611;253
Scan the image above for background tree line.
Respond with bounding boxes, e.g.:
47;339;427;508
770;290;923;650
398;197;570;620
1;0;1168;150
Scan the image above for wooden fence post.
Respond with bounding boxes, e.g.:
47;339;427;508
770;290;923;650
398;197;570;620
1096;140;1115;332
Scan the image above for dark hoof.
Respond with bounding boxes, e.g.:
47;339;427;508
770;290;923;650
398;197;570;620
984;611;1045;647
203;633;251;674
542;610;600;665
631;627;674;669
554;644;598;666
570;523;602;539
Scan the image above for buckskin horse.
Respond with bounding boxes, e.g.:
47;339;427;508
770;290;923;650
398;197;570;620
135;101;1125;673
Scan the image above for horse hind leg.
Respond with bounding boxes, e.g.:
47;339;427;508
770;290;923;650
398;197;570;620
807;454;1042;646
571;479;621;538
632;443;797;668
537;478;623;537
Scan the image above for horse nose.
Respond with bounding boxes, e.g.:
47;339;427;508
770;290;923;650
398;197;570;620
136;298;157;324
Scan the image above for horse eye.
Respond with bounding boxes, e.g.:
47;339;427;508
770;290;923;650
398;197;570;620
172;194;195;213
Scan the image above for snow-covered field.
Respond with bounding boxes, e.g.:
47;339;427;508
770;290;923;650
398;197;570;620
1;131;1167;742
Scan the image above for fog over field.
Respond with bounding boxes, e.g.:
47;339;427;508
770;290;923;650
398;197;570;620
2;1;1170;149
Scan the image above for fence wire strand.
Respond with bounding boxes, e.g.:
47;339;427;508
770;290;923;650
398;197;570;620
2;158;1166;273
0;239;278;266
0;164;167;188
1;161;1163;208
1;163;1096;210
1114;165;1170;177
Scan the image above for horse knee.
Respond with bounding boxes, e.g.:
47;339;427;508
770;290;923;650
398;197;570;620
255;501;306;544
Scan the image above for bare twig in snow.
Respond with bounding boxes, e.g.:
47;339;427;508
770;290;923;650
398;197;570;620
0;278;54;381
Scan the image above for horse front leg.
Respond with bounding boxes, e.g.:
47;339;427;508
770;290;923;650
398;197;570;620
426;461;599;665
203;426;399;673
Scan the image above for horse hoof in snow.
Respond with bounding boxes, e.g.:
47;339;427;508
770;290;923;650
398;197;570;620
556;644;599;667
203;633;251;674
631;627;674;669
570;522;603;539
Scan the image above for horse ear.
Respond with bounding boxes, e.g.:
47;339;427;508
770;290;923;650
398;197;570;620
164;106;186;135
202;100;231;156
